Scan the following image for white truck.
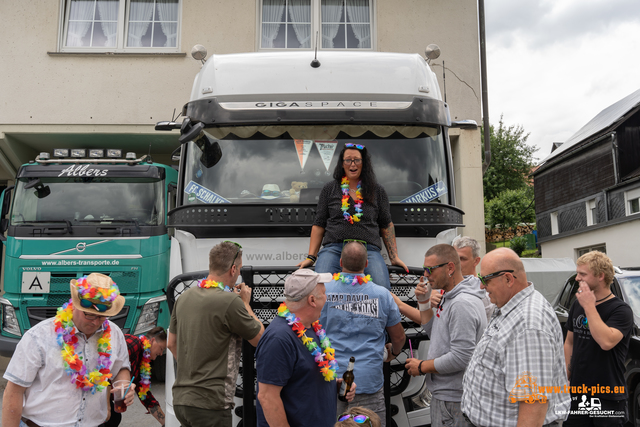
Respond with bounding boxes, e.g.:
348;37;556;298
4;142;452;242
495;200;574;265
157;48;466;427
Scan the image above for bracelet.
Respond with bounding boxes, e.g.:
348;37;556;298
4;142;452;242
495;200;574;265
392;348;401;357
418;360;425;375
306;254;317;264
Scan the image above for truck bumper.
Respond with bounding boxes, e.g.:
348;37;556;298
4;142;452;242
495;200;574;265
0;334;19;357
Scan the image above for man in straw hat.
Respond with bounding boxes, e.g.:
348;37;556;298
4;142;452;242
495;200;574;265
3;273;136;427
256;268;356;427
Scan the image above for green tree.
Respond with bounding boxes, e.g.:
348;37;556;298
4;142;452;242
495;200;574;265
485;187;536;239
483;115;537;201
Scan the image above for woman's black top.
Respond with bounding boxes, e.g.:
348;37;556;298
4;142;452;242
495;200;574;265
313;180;392;249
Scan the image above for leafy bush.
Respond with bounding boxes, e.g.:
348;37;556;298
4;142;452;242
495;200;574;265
510;236;528;257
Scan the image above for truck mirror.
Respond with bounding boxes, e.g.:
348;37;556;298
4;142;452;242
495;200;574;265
0;185;14;239
35;186;51;199
196;137;222;169
24;179;51;199
178;120;204;145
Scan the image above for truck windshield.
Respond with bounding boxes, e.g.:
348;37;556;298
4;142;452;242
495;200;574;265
11;178;164;226
182;130;450;205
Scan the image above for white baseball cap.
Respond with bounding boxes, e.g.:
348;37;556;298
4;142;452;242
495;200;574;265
284;269;333;301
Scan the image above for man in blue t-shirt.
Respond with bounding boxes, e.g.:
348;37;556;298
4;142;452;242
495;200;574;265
319;241;405;427
256;268;356;427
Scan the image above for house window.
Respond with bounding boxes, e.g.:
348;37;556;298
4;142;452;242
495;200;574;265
586;199;597;226
260;0;373;50
626;187;640;216
576;244;607;258
61;0;180;51
550;211;559;235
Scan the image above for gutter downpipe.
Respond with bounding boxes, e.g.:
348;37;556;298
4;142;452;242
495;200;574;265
479;0;491;175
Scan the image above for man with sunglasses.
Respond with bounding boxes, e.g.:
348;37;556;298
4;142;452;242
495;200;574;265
461;248;569;427
319;241;405;427
168;241;264;427
3;273;135;427
403;244;487;427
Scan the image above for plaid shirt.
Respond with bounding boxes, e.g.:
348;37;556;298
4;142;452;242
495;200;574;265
461;283;570;427
125;334;160;410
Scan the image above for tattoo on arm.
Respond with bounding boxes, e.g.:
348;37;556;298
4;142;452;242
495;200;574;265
381;223;398;260
150;406;166;424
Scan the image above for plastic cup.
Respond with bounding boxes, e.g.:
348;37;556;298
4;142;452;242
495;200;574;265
113;380;128;413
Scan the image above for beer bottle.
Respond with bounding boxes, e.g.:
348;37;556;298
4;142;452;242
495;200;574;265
338;357;356;402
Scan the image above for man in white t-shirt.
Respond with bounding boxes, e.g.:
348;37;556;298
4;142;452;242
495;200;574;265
2;273;135;427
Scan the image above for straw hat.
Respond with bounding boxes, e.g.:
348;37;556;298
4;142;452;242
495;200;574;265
70;273;125;317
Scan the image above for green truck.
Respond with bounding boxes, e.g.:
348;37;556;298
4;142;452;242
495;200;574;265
0;149;177;356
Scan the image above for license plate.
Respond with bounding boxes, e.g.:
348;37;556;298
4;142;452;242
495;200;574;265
22;272;51;293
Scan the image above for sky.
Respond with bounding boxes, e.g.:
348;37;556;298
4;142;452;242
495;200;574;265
484;0;640;162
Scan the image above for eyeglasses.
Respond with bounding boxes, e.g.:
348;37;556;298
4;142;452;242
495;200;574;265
343;158;362;166
224;240;242;270
345;143;365;150
478;269;516;286
83;310;108;321
337;413;372;426
80;298;110;313
423;262;448;275
343;239;367;249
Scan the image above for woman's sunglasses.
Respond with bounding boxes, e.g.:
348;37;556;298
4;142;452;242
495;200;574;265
345;143;365;150
79;298;110;312
338;413;372;426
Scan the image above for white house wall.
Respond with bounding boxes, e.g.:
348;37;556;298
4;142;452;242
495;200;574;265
540;219;640;267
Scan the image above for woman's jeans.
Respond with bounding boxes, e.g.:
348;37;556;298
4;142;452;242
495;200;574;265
315;242;391;289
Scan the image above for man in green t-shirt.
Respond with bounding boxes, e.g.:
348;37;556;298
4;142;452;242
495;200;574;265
168;241;264;427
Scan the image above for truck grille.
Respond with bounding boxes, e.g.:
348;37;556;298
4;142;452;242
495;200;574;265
49;271;139;293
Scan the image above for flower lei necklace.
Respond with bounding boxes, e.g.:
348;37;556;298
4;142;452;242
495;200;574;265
137;335;152;400
277;302;338;381
333;272;371;286
341;176;363;224
75;275;120;303
198;279;232;292
54;299;112;393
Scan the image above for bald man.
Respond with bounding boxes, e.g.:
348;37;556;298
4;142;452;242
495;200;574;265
461;248;570;427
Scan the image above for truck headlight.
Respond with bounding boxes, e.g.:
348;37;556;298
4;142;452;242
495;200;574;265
133;295;166;335
410;378;432;409
0;298;22;336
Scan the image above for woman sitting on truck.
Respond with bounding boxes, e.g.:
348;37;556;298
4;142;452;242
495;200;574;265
297;143;408;289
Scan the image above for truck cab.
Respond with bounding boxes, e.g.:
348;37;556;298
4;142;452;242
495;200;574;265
0;149;177;356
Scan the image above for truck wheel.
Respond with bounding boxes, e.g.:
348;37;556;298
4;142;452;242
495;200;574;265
152;355;166;382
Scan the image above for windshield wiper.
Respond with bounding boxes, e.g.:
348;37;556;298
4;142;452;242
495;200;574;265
78;219;142;233
16;220;72;234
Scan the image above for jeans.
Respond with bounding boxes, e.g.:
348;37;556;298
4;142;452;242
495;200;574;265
336;387;386;427
316;243;391;289
431;397;473;427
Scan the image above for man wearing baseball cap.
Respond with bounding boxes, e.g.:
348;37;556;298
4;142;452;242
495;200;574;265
256;269;356;427
3;273;135;427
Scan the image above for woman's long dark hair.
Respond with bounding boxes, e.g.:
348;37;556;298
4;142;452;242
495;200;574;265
332;144;377;203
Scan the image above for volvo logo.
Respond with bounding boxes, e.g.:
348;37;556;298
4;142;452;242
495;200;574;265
76;242;87;252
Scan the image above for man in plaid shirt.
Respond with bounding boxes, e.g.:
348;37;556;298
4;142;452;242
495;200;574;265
101;327;167;426
461;248;570;427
